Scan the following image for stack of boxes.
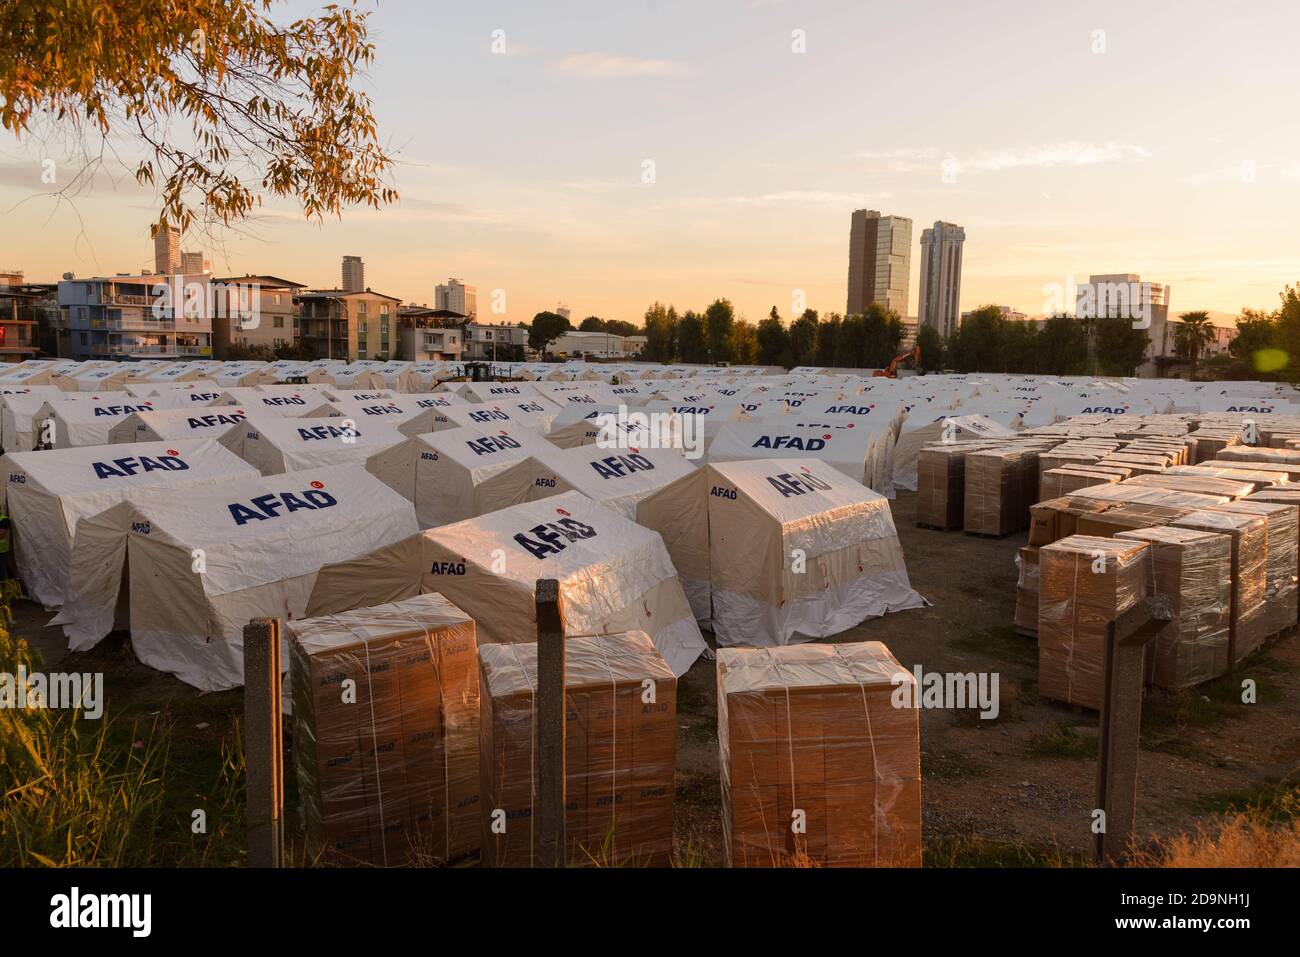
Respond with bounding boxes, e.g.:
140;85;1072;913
1037;535;1152;709
916;444;980;529
1212;500;1299;636
717;643;921;867
1170;510;1269;663
478;631;677;867
288;594;481;866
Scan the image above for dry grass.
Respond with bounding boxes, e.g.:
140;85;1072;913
1133;815;1300;867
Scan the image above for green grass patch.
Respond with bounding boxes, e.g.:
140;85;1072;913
1197;775;1300;824
1028;723;1098;759
925;832;1089;868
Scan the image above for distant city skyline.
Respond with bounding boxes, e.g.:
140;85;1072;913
1;0;1295;327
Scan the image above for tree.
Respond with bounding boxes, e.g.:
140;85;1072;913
834;314;867;368
860;303;902;367
914;324;945;372
604;319;640;337
1172;311;1214;380
642;302;677;362
1093;315;1149;376
579;316;605;332
1229;308;1282;378
814;314;841;367
1034;314;1088;375
528;311;571;354
1000;320;1038;373
274;341;317;361
0;1;397;235
227;342;276;361
788;310;819;367
729;320;759;365
704;299;735;363
756;307;792;368
677;310;708;363
947;305;1003;372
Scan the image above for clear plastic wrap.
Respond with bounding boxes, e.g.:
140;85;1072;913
1114;527;1232;688
1039;467;1121;501
1015;546;1040;636
1218;446;1300;466
477;631;676;867
1188;429;1241;463
1212;500;1299;635
287;593;480;866
1122;472;1256;499
716;642;921;867
1037;535;1151;709
916;444;976;529
964;447;1035;535
1170;509;1269;662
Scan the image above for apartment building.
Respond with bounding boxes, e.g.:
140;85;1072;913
463;321;528;361
0;271;48;362
296;288;402;361
918;222;965;338
847;209;912;317
435;278;477;320
211;274;304;358
56;273;214;360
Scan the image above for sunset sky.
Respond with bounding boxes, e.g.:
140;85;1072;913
2;0;1298;327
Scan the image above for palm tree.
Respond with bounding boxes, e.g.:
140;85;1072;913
1174;311;1215;380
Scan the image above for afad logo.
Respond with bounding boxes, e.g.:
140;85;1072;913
821;403;876;416
1227;404;1275;413
467;407;511;424
767;466;833;499
92;402;154;417
752;433;830;451
92;449;189;479
1080;404;1130;415
466;431;522;456
187;411;246;429
228;479;338;525
263;395;307;406
672;405;715;415
513;507;598;559
298;424;358;441
590;452;655;480
360;403;404;416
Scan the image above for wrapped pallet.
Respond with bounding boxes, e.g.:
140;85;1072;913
1218;446;1300;466
1212;500;1299;635
717;642;921;867
1028;496;1113;547
1121;473;1256;500
1015;546;1039;637
964;446;1033;535
1114;528;1232;688
916;444;973;529
1038;535;1151;709
288;594;480;866
1170;510;1269;662
1039;467;1121;501
1205;459;1300;483
1189;429;1241;463
478;632;676;867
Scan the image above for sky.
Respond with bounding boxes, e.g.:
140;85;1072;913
2;0;1299;328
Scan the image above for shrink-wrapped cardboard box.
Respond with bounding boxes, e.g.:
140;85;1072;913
288;593;480;866
1015;546;1040;636
964;447;1034;535
1028;496;1113;547
1114;527;1232;688
915;444;973;529
1072;502;1195;537
478;631;676;867
1218;447;1300;466
1171;510;1269;662
1038;535;1151;709
1122;473;1255;500
1212;500;1299;635
717;642;921;867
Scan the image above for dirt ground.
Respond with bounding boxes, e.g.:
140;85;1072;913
12;490;1300;867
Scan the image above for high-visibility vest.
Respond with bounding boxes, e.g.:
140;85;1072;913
0;514;10;554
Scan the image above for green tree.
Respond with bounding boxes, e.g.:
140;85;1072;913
1229;308;1281;378
814;314;841;367
677;310;709;363
1171;311;1214;380
757;307;792;368
914;324;945;372
704;299;735;363
834;314;867;368
1034;314;1088;375
789;310;820;367
528;311;571;354
947;305;1004;372
579;316;605;332
1000;320;1039;373
0;1;396;234
642;302;677;362
1093;315;1150;376
729;320;759;365
604;319;640;337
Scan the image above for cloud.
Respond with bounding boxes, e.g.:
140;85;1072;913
850;141;1150;175
1181;162;1268;185
550;52;692;78
722;190;893;208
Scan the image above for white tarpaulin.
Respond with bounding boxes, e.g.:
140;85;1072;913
215;386;334;417
52;465;419;691
1;439;260;607
109;407;250;444
892;413;1018;491
223;415;406;475
36;397;158;448
472;443;696;518
366;424;557;527
303;491;707;675
0;386;65;451
708;418;891;492
700;457;925;646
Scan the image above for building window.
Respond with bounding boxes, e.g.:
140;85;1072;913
273;316;284;328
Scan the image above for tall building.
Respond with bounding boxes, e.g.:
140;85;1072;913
153;225;181;275
846;209;912;317
210;274;304;358
435;278;477;320
57;273;214;360
181;251;208;274
1075;273;1171;376
341;255;365;293
917;221;965;338
296;287;401;361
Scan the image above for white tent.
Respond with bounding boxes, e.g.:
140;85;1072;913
53;465;419;691
1;439;259;607
366;424;558;527
215;386;335;417
109;407;250;444
709;419;892;493
472;444;697;518
892;413;1018;491
0;386;65;451
35;396;158;448
429;399;556;434
222;414;406;475
694;457;925;646
304;491;707;676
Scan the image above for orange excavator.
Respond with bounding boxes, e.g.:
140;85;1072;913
873;344;920;377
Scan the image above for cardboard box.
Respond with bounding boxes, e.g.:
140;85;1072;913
478;631;677;867
1073;502;1194;537
916;443;996;529
1171;510;1269;662
289;593;480;866
717;642;921;867
1015;546;1040;636
965;447;1035;535
1038;535;1151;709
1115;527;1232;688
1212;500;1299;635
1029;497;1114;547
